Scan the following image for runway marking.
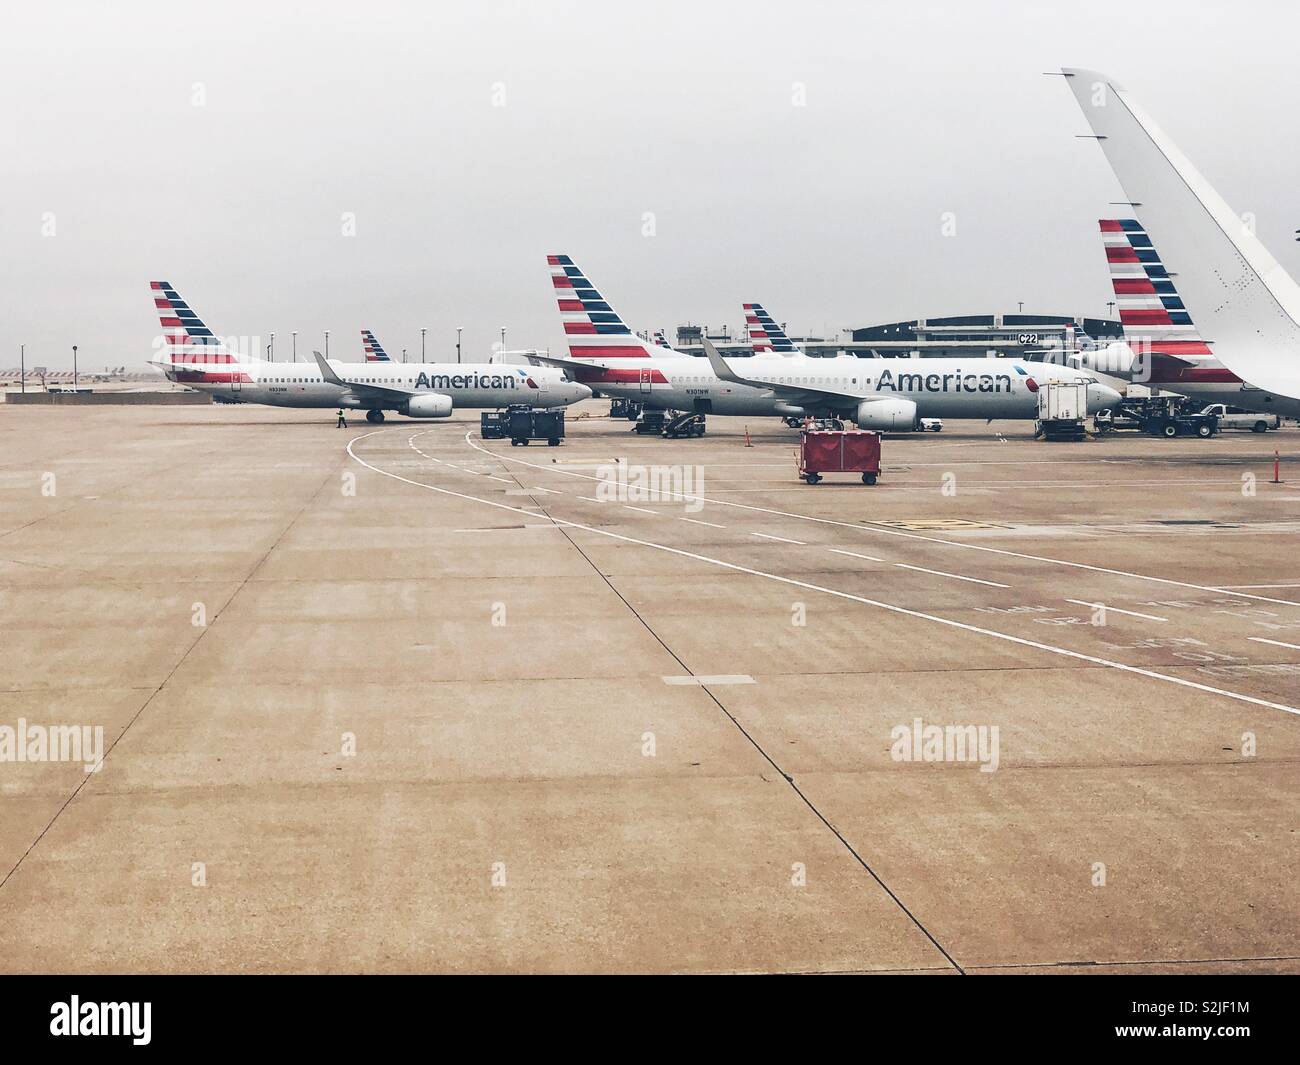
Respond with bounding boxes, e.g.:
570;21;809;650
1065;600;1168;622
459;432;1300;608
680;517;727;529
623;505;656;514
663;674;756;686
753;532;806;545
355;432;1300;718
894;564;1010;588
487;475;513;483
1221;583;1300;589
1248;637;1300;651
829;549;887;562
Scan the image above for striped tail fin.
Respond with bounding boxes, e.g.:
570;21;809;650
361;329;392;362
548;255;665;359
743;303;801;355
149;282;253;382
652;329;672;348
1099;220;1212;363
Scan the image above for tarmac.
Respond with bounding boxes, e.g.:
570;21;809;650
1;400;1297;973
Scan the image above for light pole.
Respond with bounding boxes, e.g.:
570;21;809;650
270;331;275;362
1017;301;1024;314
456;327;462;364
292;331;297;362
1106;301;1116;319
324;330;330;357
20;344;25;394
420;327;426;360
402;348;407;363
72;344;78;391
500;327;506;355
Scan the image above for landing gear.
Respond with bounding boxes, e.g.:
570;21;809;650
365;409;385;424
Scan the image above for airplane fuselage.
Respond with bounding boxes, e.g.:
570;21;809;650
572;356;1111;420
160;359;586;411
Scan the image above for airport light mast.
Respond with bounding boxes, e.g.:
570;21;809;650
292;331;297;362
420;327;426;360
456;327;462;364
72;344;77;391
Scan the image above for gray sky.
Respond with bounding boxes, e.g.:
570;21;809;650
4;0;1298;368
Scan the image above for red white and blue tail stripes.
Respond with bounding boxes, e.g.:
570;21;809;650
361;329;392;362
1099;221;1211;358
548;255;659;358
652;329;671;348
744;303;800;355
149;282;251;383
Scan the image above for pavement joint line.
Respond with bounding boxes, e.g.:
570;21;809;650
1248;637;1300;651
753;532;806;545
0;460;343;895
1065;600;1169;623
365;431;1300;717
894;564;1010;588
460;430;1300;608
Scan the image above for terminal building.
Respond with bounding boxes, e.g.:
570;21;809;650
671;312;1123;360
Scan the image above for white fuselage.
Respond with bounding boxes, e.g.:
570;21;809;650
157;358;589;412
574;355;1116;420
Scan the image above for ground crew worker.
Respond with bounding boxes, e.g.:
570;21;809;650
336;409;347;428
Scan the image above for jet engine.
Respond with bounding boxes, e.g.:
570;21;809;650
1074;342;1136;376
855;398;917;431
405;394;454;418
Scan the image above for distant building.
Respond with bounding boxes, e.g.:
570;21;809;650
670;312;1123;359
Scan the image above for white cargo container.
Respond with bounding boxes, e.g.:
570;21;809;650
1035;381;1088;440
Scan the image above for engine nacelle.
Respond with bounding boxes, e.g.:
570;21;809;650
404;394;454;419
1076;342;1136;376
856;397;916;431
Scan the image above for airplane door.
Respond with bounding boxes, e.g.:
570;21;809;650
231;370;241;397
638;367;653;396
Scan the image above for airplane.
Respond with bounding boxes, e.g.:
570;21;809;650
361;330;393;362
1062;67;1300;412
148;282;590;421
1062;219;1300;415
533;255;1118;429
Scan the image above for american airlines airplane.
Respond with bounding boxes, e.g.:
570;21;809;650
1067;219;1300;415
1062;68;1300;414
148;282;590;421
534;256;1118;429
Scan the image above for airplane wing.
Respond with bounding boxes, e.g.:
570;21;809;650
312;350;420;402
702;338;882;408
1062;68;1300;402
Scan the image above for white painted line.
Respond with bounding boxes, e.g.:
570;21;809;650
894;564;1010;588
680;517;726;529
623;505;656;514
578;496;603;503
1064;600;1168;622
487;475;513;483
375;432;1300;719
1221;583;1300;589
663;675;756;686
459;430;1300;608
530;487;563;495
753;532;806;545
1248;637;1300;651
829;548;887;563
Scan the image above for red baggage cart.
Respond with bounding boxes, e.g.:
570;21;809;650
798;429;881;485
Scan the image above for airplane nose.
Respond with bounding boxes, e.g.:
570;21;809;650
1088;383;1123;412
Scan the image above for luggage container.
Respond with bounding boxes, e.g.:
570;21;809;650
480;411;508;439
506;406;566;446
798;429;881;485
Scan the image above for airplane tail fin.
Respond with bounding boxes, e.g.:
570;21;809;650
744;303;801;355
361;329;392;362
1064;67;1300;400
548;255;669;360
652;329;672;349
1100;219;1211;362
148;282;252;380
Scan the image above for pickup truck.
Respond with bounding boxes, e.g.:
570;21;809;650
1198;404;1280;432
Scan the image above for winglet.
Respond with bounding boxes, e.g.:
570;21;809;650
313;350;345;387
702;337;746;386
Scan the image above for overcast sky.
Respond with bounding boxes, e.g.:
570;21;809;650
4;1;1298;368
